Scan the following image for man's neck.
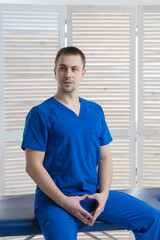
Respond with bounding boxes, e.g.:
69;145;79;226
53;93;80;106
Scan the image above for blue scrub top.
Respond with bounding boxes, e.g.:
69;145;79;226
21;97;113;204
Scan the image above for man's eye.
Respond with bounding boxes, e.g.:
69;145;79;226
60;67;66;71
72;68;77;71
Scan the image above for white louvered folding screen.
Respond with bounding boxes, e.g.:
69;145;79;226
1;4;160;240
67;6;136;240
0;4;65;196
137;6;160;188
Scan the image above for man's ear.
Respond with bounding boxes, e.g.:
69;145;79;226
82;68;86;81
54;67;57;79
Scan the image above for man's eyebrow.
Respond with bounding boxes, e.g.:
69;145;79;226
59;64;67;67
71;66;80;68
59;64;80;68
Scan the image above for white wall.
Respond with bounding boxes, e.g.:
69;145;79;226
0;0;160;5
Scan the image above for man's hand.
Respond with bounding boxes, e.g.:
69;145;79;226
87;192;109;225
61;194;94;226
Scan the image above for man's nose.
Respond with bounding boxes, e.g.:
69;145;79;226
65;68;72;79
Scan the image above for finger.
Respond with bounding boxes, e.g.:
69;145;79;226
79;207;95;226
90;210;95;216
86;194;96;200
78;214;92;226
85;211;95;226
79;194;87;201
79;206;94;221
92;205;103;222
75;207;93;226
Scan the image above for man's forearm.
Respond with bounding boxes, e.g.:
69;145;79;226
26;159;67;207
25;149;67;207
98;146;113;196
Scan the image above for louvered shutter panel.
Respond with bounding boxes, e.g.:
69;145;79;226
67;6;136;189
0;4;65;196
137;6;160;187
67;6;136;240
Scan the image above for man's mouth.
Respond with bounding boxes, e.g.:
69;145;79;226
64;81;72;85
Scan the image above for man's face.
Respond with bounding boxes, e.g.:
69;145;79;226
54;54;86;94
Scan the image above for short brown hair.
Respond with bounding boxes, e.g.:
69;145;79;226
55;46;86;69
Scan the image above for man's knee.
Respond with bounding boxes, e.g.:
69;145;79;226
36;205;79;240
41;216;78;240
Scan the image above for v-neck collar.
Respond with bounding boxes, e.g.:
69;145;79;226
52;96;84;119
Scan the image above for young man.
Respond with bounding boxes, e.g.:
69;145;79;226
22;46;160;240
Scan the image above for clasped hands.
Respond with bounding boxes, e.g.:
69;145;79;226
62;192;108;226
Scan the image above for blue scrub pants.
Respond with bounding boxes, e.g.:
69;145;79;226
35;190;160;240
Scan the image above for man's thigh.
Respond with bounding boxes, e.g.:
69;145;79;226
35;201;79;240
97;190;159;232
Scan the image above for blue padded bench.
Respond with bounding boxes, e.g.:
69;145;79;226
0;188;160;238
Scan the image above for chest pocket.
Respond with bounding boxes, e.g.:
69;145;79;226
89;128;99;152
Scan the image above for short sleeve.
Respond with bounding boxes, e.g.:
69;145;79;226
99;107;113;146
21;107;48;151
